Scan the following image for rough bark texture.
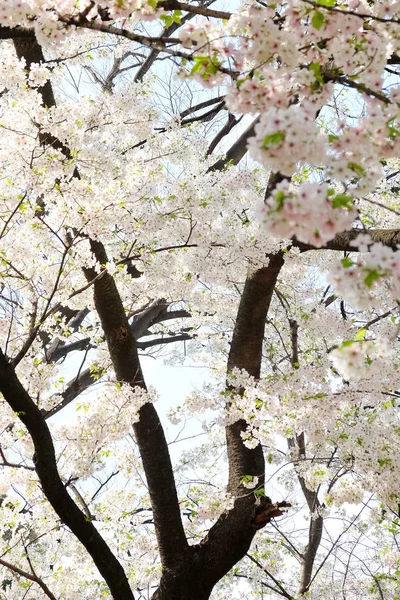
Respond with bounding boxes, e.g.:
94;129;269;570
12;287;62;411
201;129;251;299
226;254;284;493
84;243;188;573
294;228;400;252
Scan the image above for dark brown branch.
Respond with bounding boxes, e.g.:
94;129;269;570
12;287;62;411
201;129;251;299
0;349;135;600
0;25;34;40
0;556;57;600
181;100;225;126
45;337;90;363
137;333;193;349
323;72;390;104
287;312;322;597
294;228;400;252
246;553;295;600
13;37;55;108
179;95;226;119
208;117;260;172
155;309;192;322
83;239;188;571
206;113;242;156
227;254;284;379
10;33;135;599
286;312;323;595
130;299;169;339
134;9;196;82
42;367;98;419
299;513;323;594
158;0;231;19
162;251;288;598
58;18;187;57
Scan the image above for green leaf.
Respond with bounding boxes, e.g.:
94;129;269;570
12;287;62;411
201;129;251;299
341;257;354;268
241;475;253;484
340;340;354;348
160;14;173;27
348;161;366;177
363;269;382;288
190;56;208;74
262;130;285;148
317;0;335;5
331;193;353;209
173;9;182;23
309;62;324;83
386;118;400;139
268;189;286;214
311;11;325;30
354;328;367;341
189;55;221;80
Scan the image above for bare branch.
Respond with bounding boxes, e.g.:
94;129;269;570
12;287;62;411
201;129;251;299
0;556;57;600
208;117;260;172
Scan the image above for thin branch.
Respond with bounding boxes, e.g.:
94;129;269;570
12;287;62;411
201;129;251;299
0;556;57;600
301;0;400;25
158;1;231;19
246;553;295;600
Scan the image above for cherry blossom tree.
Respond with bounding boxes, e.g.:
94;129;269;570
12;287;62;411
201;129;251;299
1;1;400;599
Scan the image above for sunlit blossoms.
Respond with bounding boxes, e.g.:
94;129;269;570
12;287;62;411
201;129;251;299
248;104;327;177
259;180;356;246
329;338;391;381
328;235;400;307
1;1;400;599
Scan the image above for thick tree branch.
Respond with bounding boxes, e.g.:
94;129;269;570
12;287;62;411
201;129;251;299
45;337;91;363
295;228;400;252
299;513;323;595
0;25;34;40
0;349;135;600
227;254;285;379
12;30;185;591
208;118;259;172
171;253;287;597
83;239;188;570
13;37;56;109
179;95;226;119
42;367;98;419
137;333;192;349
130;299;169;339
206;113;242;156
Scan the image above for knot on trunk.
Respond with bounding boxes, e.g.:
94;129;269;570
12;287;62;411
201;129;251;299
251;497;291;529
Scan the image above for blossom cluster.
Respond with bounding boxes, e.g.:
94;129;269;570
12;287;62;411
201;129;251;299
259;180;356;246
329;338;391;382
248;104;327;177
328;235;400;308
175;2;400;244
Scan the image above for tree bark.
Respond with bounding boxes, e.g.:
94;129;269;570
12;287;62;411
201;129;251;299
0;350;135;600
